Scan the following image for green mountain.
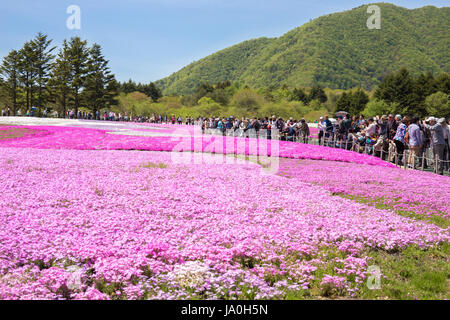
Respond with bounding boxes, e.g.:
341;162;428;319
156;3;450;95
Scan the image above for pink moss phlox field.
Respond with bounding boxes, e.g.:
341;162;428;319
277;159;450;219
0;148;448;300
0;125;394;168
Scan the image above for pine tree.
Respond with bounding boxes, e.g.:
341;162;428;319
309;85;327;104
49;40;72;117
18;41;38;113
335;89;369;115
435;73;450;95
291;88;309;104
350;88;369;115
83;43;118;115
412;72;436;116
0;50;21;115
32;33;55;116
144;83;162;102
67;37;90;115
375;68;415;115
120;79;138;94
335;92;351;113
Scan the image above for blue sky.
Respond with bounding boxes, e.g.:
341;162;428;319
0;0;447;83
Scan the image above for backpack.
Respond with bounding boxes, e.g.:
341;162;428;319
404;126;410;144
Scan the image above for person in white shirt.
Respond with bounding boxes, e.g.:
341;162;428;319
318;117;325;145
364;118;377;137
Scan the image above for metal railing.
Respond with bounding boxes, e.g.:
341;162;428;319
199;126;450;175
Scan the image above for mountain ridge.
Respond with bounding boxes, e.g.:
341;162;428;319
156;3;450;95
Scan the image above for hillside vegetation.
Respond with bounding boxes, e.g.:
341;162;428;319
156;3;450;95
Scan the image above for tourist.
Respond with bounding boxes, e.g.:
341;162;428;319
439;118;449;171
393;116;410;166
318;117;325;145
423;117;446;175
364;118;377;137
407;116;423;169
299;119;310;144
324;115;333;146
381;114;398;161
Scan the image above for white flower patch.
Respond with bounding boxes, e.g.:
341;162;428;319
170;261;212;288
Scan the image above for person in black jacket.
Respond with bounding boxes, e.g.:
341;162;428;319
324;115;333;146
382;114;399;161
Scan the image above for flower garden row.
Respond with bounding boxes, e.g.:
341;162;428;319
0;125;392;168
0;148;448;300
277;159;450;220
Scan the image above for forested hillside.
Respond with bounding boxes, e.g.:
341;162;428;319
156;3;450;95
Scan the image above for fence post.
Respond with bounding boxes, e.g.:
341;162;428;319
421;151;425;171
435;154;438;174
403;151;408;170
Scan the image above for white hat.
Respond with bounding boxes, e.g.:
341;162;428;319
426;117;436;122
438;118;446;123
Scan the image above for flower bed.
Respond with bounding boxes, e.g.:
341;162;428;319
0;125;394;168
277;158;450;219
0;148;447;300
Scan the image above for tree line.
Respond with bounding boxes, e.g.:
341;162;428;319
112;68;449;123
118;80;162;102
335;69;449;118
1;34;448;121
0;33;118;117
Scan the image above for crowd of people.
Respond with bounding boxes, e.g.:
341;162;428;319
199;116;311;142
64;110;198;125
2;107;449;175
315;114;449;175
198;114;450;176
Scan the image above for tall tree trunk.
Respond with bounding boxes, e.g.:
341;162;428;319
30;86;34;115
38;85;42;117
26;80;30;113
63;92;67;118
74;85;79;116
12;82;17;116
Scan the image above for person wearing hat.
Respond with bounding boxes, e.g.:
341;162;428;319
377;115;388;136
423;117;446;175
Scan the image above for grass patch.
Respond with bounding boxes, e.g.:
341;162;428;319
0;127;34;140
335;193;449;228
359;243;449;300
140;162;168;169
